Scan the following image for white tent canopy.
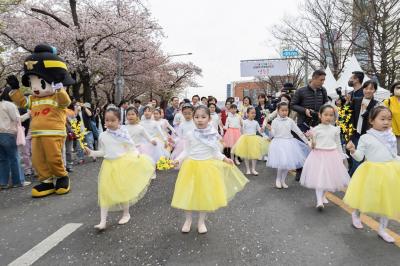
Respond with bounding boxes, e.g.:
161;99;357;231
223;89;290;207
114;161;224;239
325;55;390;102
323;66;338;97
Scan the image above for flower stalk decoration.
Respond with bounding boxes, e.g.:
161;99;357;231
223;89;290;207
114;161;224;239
337;105;354;142
70;119;88;149
156;156;175;171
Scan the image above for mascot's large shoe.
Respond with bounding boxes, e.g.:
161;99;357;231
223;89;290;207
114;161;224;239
32;182;56;198
55;176;70;195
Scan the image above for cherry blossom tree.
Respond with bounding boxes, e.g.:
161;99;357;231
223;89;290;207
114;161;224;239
0;0;201;104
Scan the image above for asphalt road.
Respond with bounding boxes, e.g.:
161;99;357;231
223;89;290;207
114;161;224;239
1;160;399;266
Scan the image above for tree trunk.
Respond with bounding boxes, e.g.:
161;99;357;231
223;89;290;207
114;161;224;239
69;0;91;103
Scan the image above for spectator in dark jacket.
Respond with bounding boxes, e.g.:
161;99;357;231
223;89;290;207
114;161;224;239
348;80;379;176
291;70;329;131
165;96;180;126
346;71;365;102
255;93;271;126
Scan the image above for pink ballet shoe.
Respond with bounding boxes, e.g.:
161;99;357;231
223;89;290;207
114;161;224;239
198;223;208;234
245;170;251;175
251;170;259;176
235;158;241;165
316;204;324;212
275;179;282;189
118;214;131;225
181;219;192;233
378;230;395;243
281;182;288;189
351;213;363;229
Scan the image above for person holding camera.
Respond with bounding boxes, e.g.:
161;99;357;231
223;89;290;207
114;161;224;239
291;70;329;131
291;70;329;180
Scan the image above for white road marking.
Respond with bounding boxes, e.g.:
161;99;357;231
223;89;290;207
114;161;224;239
8;223;82;266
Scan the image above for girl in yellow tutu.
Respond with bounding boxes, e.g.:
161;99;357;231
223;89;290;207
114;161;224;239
171;105;249;234
85;107;154;231
344;106;400;243
232;106;269;175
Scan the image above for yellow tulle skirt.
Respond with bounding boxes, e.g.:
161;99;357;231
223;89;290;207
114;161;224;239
98;152;155;211
171;159;249;211
343;161;400;220
232;134;269;160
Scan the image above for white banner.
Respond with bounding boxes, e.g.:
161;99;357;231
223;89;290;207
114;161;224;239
240;59;288;77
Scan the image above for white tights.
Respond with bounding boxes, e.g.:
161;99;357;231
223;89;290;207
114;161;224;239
185;211;207;225
244;159;257;172
98;204;130;226
276;169;288;183
315;189;325;206
353;210;390;233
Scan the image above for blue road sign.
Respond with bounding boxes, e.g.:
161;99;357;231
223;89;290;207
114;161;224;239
282;50;299;57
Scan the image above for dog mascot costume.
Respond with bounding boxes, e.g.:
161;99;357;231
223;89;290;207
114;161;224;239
7;44;74;197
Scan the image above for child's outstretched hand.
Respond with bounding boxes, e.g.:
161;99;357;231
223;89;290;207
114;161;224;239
223;157;234;165
346;141;356;153
84;146;92;156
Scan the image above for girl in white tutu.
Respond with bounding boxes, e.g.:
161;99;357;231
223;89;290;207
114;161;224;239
153;108;176;151
124;106;159;179
233;106;269;175
171;105;248;234
85;107;154;230
300;105;350;210
209;103;224;134
140;106;169;174
223;104;243;165
171;104;196;160
267;102;310;189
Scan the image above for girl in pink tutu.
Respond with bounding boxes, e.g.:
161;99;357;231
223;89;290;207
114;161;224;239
223;104;243;165
170;104;195;160
266;102;310;189
300;105;350;210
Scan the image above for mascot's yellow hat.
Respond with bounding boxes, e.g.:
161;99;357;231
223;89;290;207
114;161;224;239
22;44;75;87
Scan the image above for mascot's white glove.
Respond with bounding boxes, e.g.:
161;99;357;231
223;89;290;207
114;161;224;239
51;82;64;92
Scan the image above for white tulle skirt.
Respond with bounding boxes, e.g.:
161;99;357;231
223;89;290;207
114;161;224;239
137;139;169;164
266;137;310;170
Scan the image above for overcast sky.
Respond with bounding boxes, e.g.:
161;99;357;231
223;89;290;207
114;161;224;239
146;0;301;100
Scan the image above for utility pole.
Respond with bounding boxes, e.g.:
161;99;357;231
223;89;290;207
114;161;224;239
114;0;124;105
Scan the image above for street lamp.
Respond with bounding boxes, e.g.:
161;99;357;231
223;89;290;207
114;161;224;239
167;52;193;58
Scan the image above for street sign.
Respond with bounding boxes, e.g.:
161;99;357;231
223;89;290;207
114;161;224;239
282;50;299;58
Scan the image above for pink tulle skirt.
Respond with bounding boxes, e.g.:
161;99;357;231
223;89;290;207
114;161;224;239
300;149;350;191
223;128;241;148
